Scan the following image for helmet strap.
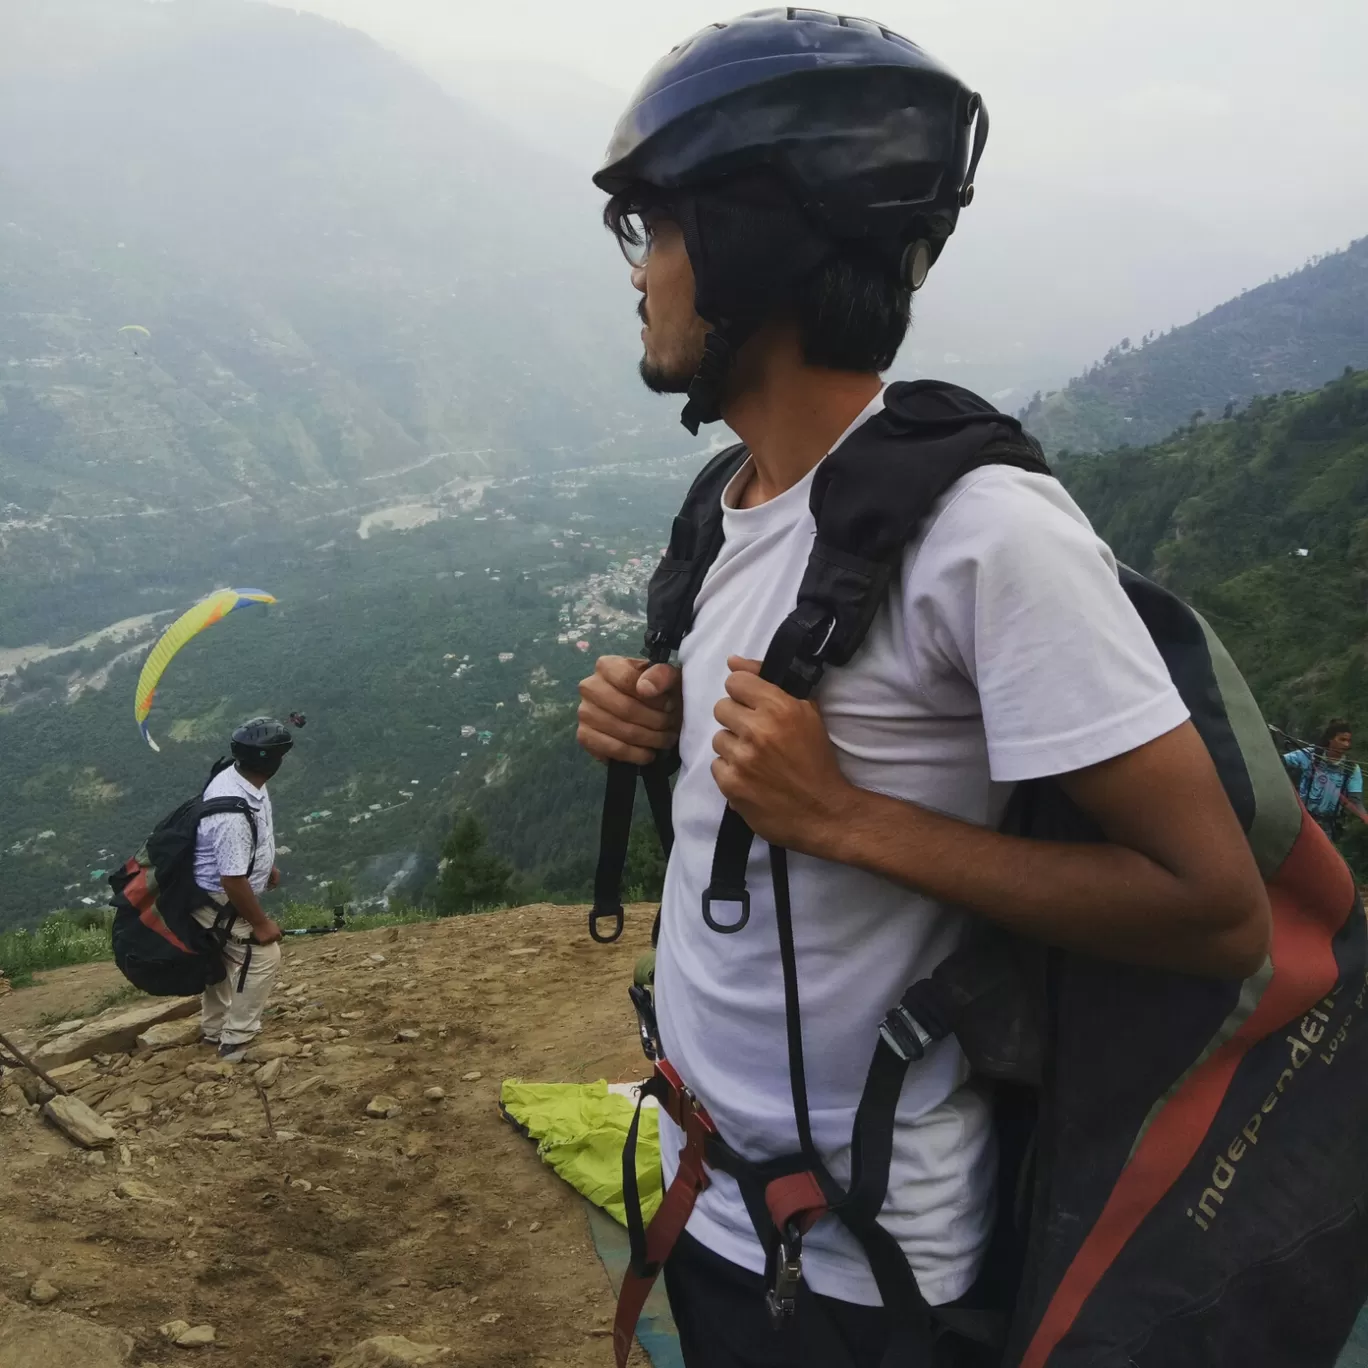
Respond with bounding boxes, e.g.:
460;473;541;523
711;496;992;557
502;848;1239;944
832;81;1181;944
680;329;737;435
672;178;832;434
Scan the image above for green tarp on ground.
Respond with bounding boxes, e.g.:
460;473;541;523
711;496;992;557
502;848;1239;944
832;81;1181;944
500;1079;663;1227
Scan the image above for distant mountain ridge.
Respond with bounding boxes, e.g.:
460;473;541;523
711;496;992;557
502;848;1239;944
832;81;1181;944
1020;237;1368;453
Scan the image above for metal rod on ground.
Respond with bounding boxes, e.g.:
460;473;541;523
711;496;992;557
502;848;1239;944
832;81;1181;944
254;1080;275;1137
0;1027;69;1097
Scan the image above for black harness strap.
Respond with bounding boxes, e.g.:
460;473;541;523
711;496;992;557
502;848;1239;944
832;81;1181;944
589;443;749;944
691;386;1049;1352
195;796;260;973
602;382;1053;1361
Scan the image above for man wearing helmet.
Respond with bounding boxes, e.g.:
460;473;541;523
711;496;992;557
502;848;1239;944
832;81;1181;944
192;717;292;1063
577;9;1268;1366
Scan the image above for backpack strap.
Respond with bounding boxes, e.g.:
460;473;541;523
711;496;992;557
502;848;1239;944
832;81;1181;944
703;380;1051;925
195;796;260;924
589;443;749;944
697;382;1049;1342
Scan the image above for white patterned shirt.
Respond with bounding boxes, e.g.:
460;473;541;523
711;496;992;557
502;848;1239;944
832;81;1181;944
192;764;274;895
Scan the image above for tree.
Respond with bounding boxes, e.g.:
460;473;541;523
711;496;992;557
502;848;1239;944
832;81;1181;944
437;812;513;915
622;820;667;901
319;876;354;909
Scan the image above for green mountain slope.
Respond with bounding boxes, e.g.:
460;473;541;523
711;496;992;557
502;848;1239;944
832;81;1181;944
1020;238;1368;453
0;0;681;638
1059;367;1368;733
0;455;687;927
476;370;1368;900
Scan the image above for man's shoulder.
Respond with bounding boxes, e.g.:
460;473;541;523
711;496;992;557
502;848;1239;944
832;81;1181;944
932;460;1075;528
906;462;1105;591
200;768;258;810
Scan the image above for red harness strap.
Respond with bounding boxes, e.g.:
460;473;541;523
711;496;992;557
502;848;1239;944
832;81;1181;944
613;1060;717;1368
613;1060;837;1365
765;1169;829;1237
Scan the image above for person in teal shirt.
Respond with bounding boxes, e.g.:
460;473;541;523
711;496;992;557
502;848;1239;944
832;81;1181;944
1283;719;1368;841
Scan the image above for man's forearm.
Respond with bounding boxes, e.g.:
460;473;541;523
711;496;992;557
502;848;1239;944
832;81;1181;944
220;876;270;930
817;787;1262;977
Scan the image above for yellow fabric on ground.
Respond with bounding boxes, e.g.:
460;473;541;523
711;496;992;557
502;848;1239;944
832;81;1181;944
501;1079;662;1226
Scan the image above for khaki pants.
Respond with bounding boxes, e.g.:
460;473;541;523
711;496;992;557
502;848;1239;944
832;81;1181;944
193;895;281;1048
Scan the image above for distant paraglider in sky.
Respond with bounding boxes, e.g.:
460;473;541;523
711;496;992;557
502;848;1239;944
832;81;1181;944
118;324;150;356
133;588;277;750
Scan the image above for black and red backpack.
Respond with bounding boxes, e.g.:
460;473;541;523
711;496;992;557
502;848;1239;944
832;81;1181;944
593;380;1368;1368
109;761;257;997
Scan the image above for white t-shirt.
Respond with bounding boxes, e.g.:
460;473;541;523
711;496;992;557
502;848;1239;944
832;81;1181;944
193;764;275;897
654;391;1190;1307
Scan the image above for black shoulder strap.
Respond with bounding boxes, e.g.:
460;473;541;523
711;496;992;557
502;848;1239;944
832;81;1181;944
196;796;260;868
642;442;749;660
789;379;1048;681
588;442;748;944
694;386;1049;1351
704;381;1050;919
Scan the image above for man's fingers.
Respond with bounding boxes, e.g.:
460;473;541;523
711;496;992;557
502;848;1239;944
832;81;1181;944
711;727;742;761
723;668;776;706
596;654;647;687
577;697;677;753
726;656;763;675
580;672;679;731
713;697;751;735
576;721;656;768
637;662;682;702
596;655;677;710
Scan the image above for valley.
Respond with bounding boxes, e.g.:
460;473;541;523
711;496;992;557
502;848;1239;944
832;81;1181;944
0;450;696;927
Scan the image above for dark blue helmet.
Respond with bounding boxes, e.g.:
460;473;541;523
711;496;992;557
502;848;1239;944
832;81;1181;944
595;10;987;431
595;8;986;283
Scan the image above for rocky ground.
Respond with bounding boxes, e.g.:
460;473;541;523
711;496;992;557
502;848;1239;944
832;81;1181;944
0;904;659;1366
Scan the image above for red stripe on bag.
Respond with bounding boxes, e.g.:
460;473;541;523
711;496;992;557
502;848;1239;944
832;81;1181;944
1019;811;1353;1368
126;863;196;955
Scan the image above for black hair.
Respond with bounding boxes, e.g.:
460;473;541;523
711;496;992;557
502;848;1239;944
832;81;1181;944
1320;719;1353;748
603;187;911;373
796;252;910;372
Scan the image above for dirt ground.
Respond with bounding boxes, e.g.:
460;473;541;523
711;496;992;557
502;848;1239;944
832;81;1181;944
0;958;130;1030
0;903;660;1366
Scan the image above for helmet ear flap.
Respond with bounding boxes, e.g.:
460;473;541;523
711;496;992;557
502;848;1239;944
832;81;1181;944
901;240;932;292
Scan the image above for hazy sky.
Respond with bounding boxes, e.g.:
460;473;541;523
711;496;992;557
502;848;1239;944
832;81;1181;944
285;0;1368;394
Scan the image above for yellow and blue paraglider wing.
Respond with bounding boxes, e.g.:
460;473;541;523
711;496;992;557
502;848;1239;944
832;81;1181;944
133;588;276;751
118;325;151;337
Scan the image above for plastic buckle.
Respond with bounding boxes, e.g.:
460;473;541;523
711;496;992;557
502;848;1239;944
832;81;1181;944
644;630;673;665
628;983;661;1062
878;1003;935;1063
766;1225;803;1327
701;886;750;934
589;904;625;944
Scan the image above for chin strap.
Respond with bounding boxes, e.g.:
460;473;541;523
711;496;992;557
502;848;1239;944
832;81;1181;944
680;327;736;435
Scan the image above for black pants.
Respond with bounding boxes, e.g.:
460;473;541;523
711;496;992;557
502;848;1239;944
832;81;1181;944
663;1231;939;1368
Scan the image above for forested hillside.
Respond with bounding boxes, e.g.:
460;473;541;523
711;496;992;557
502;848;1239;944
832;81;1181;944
1060;368;1368;734
1020;237;1368;453
472;370;1368;898
0;458;688;927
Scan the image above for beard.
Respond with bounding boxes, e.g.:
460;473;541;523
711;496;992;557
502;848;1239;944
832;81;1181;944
636;298;700;394
638;354;694;394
